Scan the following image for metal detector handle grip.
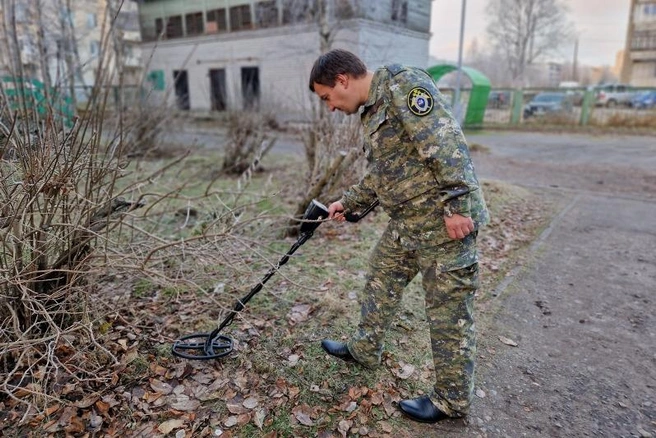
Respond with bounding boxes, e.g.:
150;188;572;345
344;200;380;223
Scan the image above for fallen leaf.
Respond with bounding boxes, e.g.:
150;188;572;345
253;408;266;429
498;336;519;347
287;354;300;366
287;304;312;324
94;400;110;415
45;404;60;416
394;363;415;379
170;396;201;412
243;397;259;409
224;416;238;427
292;405;314;426
337;419;352;437
227;397;249;414
158;419;185;434
75;395;99;409
370;392;384;405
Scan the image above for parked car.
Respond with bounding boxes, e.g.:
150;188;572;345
559;82;585;106
523;92;573;118
592;83;636;108
630;90;656;109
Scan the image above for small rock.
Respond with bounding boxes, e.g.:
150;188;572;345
637;427;652;438
476;389;486;398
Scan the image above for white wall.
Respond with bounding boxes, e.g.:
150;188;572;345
141;19;430;120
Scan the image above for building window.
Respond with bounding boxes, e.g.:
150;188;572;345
335;0;356;19
230;5;253;31
635;2;656;22
391;0;408;23
87;13;97;29
632;30;656;50
207;9;227;33
90;40;100;57
241;67;260;109
185;12;204;36
166;15;184;39
155;18;164;37
256;1;278;28
210;69;227;111
173;70;190;110
282;0;312;24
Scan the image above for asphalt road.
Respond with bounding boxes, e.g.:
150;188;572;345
446;131;656;437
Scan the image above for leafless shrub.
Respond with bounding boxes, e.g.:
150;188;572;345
0;1;286;425
286;106;366;235
221;111;277;175
592;111;656;128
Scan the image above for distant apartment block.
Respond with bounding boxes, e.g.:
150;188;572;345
138;0;432;116
621;0;656;86
0;0;142;90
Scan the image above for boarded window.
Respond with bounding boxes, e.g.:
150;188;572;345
185;12;204;36
173;70;190;110
230;5;252;31
256;1;278;28
155;17;164;37
210;69;227;111
335;0;355;19
391;0;407;23
241;67;260;109
207;8;227;33
166;15;183;39
282;0;314;24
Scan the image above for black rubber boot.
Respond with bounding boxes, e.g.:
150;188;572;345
398;395;450;423
321;340;355;362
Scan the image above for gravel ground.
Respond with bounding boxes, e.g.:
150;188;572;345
426;131;656;438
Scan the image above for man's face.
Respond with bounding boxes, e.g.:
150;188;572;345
313;75;359;115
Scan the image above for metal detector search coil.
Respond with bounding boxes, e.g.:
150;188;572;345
171;199;378;360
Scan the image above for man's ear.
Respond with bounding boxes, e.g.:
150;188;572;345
335;73;349;88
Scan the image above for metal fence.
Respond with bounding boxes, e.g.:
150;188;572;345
441;87;656;130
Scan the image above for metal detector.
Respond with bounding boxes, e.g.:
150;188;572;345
171;199;379;360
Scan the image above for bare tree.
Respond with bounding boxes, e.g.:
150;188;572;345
485;0;571;85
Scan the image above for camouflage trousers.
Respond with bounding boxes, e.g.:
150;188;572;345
347;226;479;417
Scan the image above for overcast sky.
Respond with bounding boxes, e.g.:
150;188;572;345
429;0;632;67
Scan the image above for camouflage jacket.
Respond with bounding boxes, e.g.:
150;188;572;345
341;64;489;248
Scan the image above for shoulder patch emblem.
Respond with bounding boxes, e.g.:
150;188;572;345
407;87;434;116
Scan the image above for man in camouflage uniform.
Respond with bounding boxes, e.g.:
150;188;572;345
309;49;489;423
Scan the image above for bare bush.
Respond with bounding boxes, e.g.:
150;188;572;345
0;2;286;425
221;111;278;175
286;107;366;234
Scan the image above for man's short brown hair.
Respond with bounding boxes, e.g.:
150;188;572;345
309;49;367;92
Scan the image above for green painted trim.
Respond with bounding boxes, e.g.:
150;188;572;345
510;90;523;125
579;89;595;126
426;64;491;128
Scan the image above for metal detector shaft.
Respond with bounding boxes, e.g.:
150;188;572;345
203;231;313;351
171;198;379;360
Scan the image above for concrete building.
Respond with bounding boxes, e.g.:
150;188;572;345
137;0;432;117
621;0;656;87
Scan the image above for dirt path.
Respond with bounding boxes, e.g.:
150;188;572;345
417;132;656;437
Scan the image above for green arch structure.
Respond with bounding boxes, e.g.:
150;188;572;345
427;64;491;129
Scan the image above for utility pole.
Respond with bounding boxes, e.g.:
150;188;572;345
572;37;579;81
453;0;466;125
